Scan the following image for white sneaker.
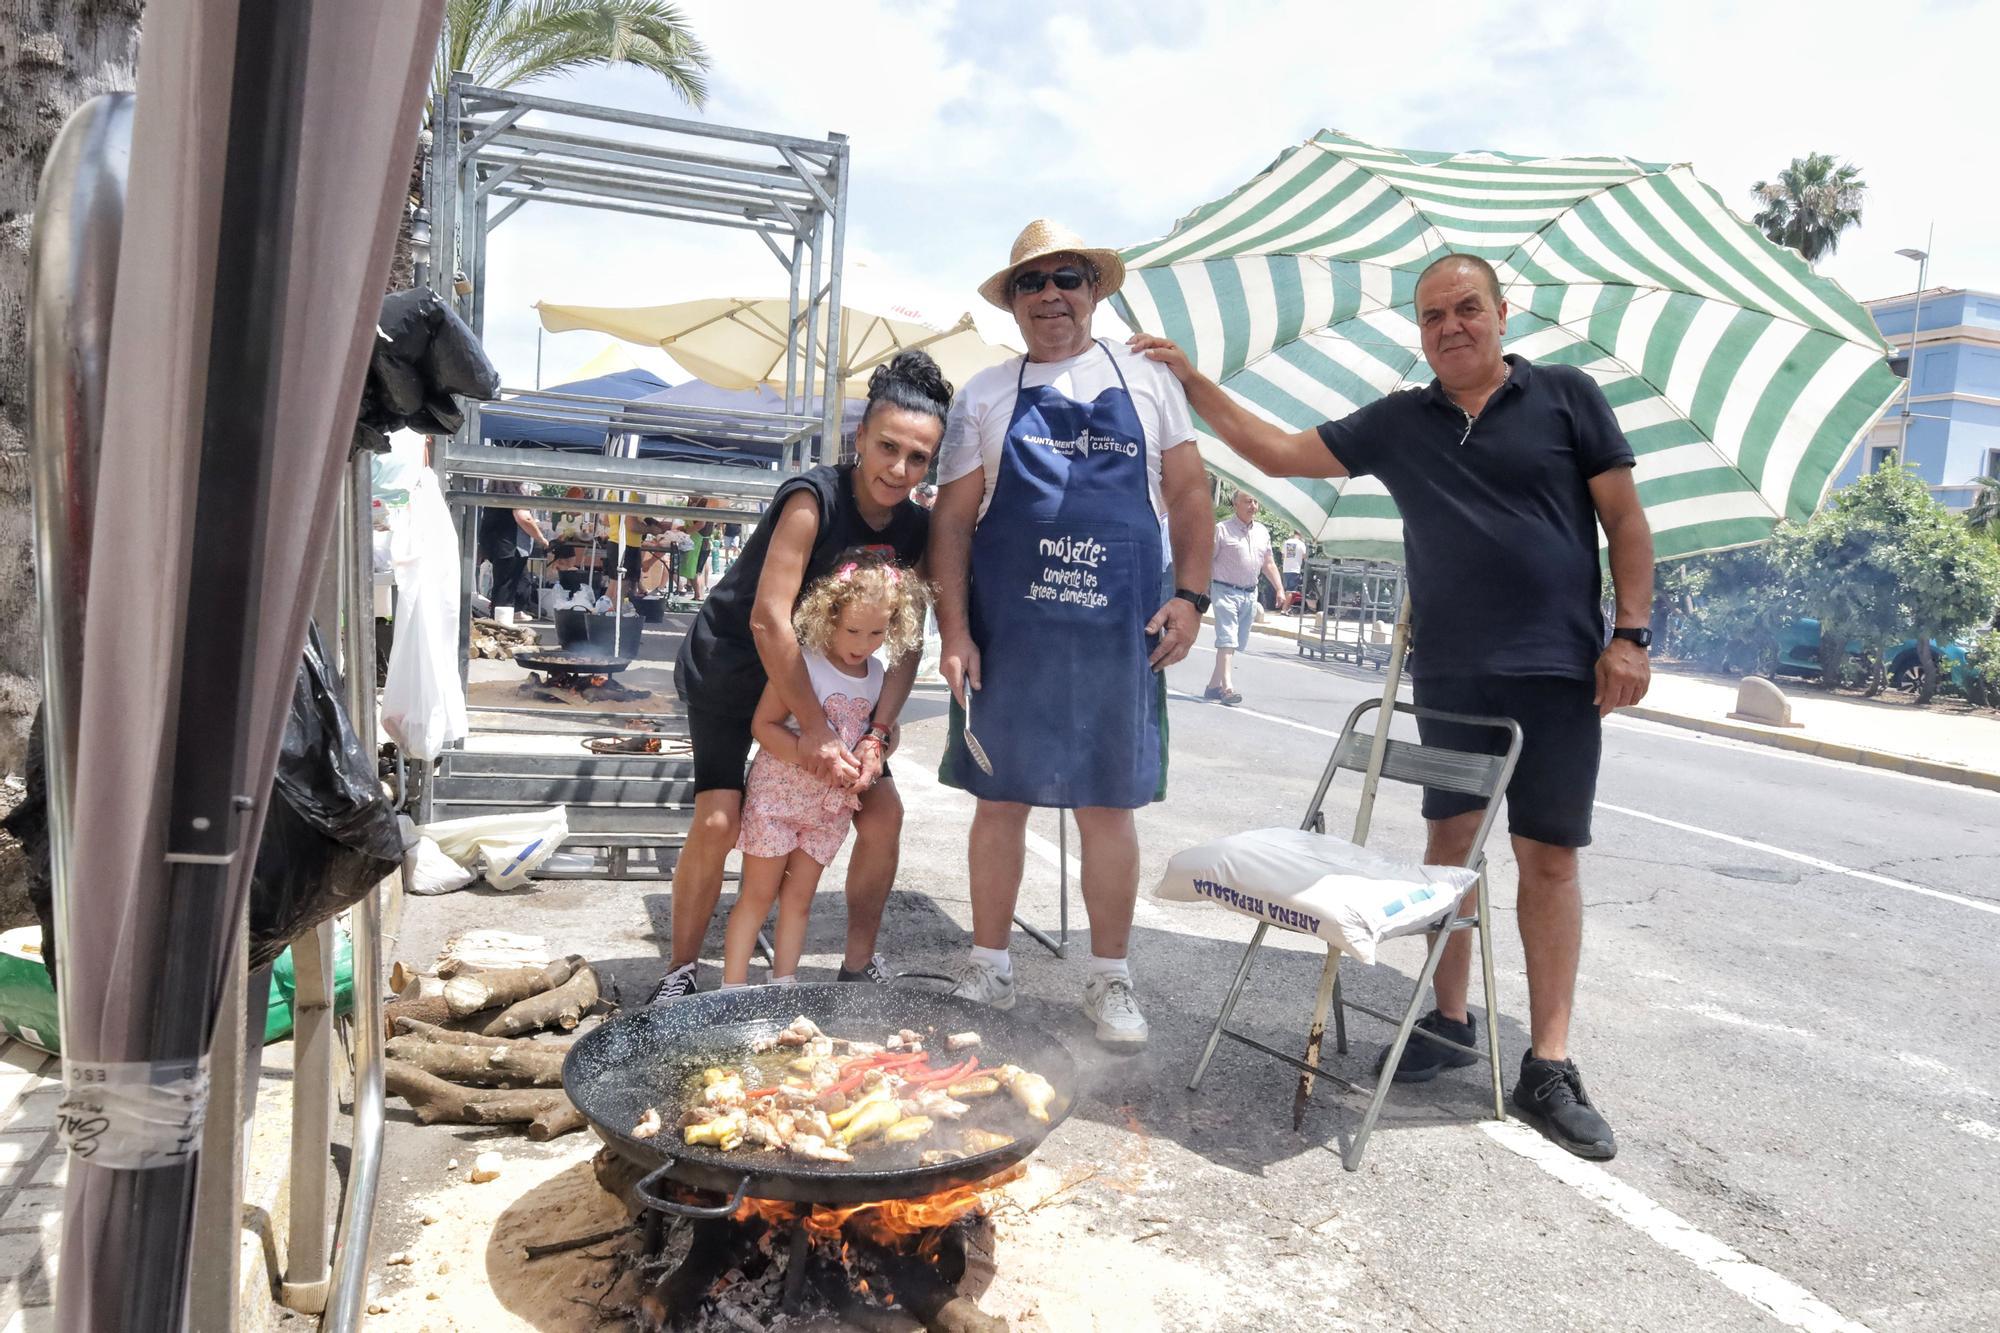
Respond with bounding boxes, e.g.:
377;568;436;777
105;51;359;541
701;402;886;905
950;958;1017;1010
1083;975;1149;1049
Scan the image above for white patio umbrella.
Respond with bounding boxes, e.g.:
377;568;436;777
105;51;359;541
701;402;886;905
536;289;1017;400
35;2;444;1328
1113;131;1905;561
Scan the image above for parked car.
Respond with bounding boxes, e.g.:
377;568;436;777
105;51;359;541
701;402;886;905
1772;618;1972;690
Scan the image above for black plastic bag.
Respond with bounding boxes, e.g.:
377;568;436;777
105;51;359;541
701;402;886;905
353;287;500;452
246;621;405;969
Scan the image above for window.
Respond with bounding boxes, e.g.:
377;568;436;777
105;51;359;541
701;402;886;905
1869;446;1899;474
1986;449;2000;482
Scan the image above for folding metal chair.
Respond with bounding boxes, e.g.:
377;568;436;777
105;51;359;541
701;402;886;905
1187;697;1523;1170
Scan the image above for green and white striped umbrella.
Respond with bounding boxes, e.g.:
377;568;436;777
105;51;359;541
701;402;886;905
1112;131;1903;561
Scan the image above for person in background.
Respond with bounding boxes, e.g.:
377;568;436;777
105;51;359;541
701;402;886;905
1204;489;1283;707
913;482;939;510
478;480;548;618
1132;252;1655;1160
1281;530;1309;613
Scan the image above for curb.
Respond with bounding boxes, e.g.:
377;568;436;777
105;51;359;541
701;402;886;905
1205;614;2000;795
1620;706;2000;793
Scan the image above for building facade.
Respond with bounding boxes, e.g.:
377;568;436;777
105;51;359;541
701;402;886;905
1829;288;2000;509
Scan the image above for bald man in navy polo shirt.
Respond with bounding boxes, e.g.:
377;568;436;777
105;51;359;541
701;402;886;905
1133;254;1656;1160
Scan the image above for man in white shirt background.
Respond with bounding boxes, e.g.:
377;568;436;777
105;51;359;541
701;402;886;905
1280;530;1309;613
1205;488;1283;706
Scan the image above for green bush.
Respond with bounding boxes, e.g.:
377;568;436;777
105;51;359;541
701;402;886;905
1967;630;2000;708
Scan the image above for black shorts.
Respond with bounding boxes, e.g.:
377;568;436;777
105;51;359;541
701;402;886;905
686;706;892;796
688;707;756;795
1411;675;1600;848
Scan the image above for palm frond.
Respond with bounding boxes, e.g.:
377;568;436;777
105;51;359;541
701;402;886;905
429;0;710;124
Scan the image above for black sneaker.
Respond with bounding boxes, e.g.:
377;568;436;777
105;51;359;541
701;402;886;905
836;954;892;984
1373;1009;1479;1083
1511;1052;1617;1160
646;961;700;1005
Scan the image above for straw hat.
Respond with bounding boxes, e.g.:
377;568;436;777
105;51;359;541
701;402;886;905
977;219;1126;310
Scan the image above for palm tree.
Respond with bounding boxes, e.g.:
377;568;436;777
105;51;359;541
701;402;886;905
393;0;712;288
1751;153;1867;265
431;0;710;122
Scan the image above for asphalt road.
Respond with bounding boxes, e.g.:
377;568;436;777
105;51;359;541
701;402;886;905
380;624;2000;1332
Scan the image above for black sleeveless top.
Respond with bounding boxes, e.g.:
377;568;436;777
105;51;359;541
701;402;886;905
673;463;928;718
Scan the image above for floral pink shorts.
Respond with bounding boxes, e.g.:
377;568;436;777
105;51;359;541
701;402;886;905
737;752;859;866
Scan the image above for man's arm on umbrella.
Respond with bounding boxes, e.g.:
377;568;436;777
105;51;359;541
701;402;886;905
929;473;982;705
1128;334;1346;479
1590;464;1655;716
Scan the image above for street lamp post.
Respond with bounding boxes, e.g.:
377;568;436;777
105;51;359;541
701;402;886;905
1895;227;1934;463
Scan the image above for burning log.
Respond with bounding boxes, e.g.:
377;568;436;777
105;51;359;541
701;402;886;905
442;954;583;1019
483;962;599;1037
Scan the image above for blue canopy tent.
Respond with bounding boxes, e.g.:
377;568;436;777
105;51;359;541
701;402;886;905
480;366;670;449
627;380;866;466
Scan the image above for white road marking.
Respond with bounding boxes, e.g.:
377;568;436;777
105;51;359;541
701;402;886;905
1944;1113;2000;1145
1166;686;2000;920
1183;640;2000;799
1666;1002;1812;1038
1480;1119;1875;1333
1595;802;2000;918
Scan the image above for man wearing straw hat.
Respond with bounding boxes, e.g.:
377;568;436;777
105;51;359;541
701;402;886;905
1133;253;1655;1157
931;220;1214;1049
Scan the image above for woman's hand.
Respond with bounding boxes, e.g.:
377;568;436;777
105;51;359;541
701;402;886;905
798;717;862;785
940;634;982;707
848;735;887;793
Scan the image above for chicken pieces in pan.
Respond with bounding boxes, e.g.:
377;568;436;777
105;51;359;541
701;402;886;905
667;1019;1057;1163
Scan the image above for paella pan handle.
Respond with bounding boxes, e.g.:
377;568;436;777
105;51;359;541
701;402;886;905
634;1165;751;1219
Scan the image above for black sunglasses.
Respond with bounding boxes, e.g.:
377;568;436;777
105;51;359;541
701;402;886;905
1012;266;1092;296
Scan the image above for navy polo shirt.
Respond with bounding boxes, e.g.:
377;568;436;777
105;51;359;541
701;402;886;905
1316;355;1634;681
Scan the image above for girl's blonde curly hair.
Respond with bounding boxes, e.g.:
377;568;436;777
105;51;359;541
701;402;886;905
794;557;932;663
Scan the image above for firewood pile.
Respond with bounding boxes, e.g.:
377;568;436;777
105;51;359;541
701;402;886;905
470;615;539;660
383;937;605;1140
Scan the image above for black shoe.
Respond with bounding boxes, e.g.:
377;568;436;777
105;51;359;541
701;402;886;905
1512;1052;1617;1160
836;954;892;984
647;962;700;1005
1373;1009;1479;1083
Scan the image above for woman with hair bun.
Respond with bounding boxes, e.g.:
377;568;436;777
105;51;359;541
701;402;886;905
655;348;952;1004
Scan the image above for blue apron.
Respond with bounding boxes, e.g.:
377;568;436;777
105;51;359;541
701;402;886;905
942;341;1166;809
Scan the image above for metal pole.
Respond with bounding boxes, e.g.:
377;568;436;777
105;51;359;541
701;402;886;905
1898;235;1931;465
819;134;850;465
325;454;389;1333
1292;591;1411;1128
187;917;248;1333
27;90;130;1016
800;192;824;473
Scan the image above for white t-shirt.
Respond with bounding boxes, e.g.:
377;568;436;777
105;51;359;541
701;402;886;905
1212;516;1272;588
784;649;885;749
937;341;1197;525
1282;535;1307;574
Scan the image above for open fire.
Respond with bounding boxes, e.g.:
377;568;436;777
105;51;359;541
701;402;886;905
595;1152;1014;1332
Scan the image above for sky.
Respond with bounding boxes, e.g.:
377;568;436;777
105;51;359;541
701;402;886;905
474;0;1999;391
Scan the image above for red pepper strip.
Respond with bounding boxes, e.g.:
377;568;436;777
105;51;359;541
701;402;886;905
903;1056;978;1088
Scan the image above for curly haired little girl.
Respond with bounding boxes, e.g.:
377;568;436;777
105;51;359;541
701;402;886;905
722;559;931;986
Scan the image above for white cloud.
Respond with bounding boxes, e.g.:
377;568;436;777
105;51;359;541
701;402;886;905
465;0;1997;390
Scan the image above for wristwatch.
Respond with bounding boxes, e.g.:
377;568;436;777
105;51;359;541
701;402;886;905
862;722;892;747
1174;588;1211;614
1611;626;1653;649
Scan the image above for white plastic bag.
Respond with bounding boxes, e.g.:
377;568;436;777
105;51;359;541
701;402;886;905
381;468;469;760
406;835;477;896
1155;827;1479;965
420;806;569;891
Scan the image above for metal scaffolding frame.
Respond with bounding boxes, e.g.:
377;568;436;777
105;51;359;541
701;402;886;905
1298;559;1406;671
422;79;852;879
428;77;851;474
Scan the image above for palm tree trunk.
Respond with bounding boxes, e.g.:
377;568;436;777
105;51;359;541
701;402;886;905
0;2;144;784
